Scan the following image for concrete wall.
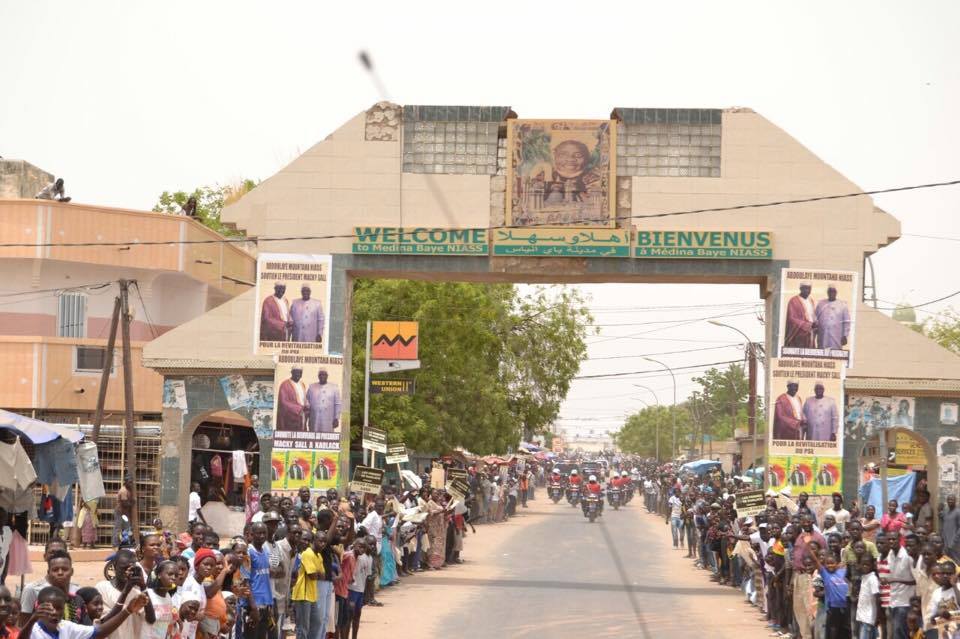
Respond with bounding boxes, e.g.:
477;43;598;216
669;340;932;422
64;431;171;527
0;159;53;199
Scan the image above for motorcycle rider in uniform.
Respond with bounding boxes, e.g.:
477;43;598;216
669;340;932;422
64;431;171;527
582;474;604;516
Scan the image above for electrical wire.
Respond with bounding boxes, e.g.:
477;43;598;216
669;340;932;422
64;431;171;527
873;289;960;311
132;282;160;340
1;179;956;250
585;343;741;361
573;358;742;380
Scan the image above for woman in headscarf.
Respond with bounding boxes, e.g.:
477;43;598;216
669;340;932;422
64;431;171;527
425;489;447;570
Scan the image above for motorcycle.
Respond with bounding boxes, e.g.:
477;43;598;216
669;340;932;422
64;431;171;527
566;486;581;507
584;494;601;523
549;483;564;504
623;483;634;504
607;485;621;510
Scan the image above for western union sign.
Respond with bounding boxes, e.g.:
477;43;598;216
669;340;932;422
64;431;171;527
350;227;772;259
353;227;488;255
634;230;772;259
369;379;415;395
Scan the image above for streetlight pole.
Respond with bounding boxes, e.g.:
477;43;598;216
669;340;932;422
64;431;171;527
644;358;676;462
633;384;660;460
708;320;760;484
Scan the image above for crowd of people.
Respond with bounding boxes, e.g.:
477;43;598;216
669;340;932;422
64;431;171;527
2;460;540;639
638;460;960;639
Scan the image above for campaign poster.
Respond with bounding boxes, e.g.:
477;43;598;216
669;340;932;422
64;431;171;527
272;353;344;452
844;396;915;441
766;456;790;493
506;119;616;227
162;379;187;410
777;268;858;365
769;357;845;496
254;253;333;356
271;450;339;490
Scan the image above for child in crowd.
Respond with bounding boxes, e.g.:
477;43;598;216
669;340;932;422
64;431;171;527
145;561;179;639
346;539;373;639
20;587;147;639
0;586;20;639
811;549;849;639
856;556;880;639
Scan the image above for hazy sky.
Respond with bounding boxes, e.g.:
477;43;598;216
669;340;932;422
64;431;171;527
3;1;958;441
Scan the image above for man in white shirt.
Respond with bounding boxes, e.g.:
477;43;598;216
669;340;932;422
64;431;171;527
187;482;206;527
360;498;384;553
823;492;851;533
887;538;918;639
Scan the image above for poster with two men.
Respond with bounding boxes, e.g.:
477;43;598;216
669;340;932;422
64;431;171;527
770;267;856;496
254;253;342;490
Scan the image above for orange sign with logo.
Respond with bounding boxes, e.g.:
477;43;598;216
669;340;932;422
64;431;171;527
371;321;419;360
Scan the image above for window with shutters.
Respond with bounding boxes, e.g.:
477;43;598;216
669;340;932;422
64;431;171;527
57;292;87;338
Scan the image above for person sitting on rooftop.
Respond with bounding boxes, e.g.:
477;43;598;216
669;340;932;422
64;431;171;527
35;178;71;202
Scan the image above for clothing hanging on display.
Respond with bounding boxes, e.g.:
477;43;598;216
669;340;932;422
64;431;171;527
6;530;32;576
0;437;37;491
232;450;248;480
33;437;79;486
76;441;106;501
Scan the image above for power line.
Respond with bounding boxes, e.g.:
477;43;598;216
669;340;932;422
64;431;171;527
1;179;957;250
132;282;160;340
573;358;742;380
587;309;762;344
585;343;742;361
873;289;960;311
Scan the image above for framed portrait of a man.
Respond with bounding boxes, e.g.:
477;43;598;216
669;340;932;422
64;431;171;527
506;119;616;227
941;402;958;426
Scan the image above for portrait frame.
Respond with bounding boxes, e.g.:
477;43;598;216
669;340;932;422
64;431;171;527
505;119;616;228
941;402;959;426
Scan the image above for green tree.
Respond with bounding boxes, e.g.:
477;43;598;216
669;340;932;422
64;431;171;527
919;308;960;354
350;281;591;455
615;405;692;459
152;179;256;237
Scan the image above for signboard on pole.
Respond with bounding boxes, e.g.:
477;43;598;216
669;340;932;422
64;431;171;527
446;477;470;502
430;461;446;488
735;489;767;517
350;466;384;495
371;321;419;361
361;427;388;454
385;443;409;465
446;468;468;482
369;379;415;395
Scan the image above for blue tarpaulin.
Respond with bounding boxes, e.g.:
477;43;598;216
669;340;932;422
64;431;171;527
859;472;917;514
681;459;722;476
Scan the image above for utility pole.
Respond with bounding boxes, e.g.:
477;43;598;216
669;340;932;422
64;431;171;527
119;280;139;538
91;296;121;443
747;342;759;487
363;321;372;467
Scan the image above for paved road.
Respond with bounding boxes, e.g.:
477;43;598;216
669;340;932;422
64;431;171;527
406;497;766;639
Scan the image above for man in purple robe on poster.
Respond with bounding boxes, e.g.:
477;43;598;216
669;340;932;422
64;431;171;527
802;381;838;441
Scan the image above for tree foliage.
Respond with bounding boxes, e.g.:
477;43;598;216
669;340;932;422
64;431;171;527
616;363;766;458
350;281;592;455
919;308;960;355
152;179;256;237
614;405;692;458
